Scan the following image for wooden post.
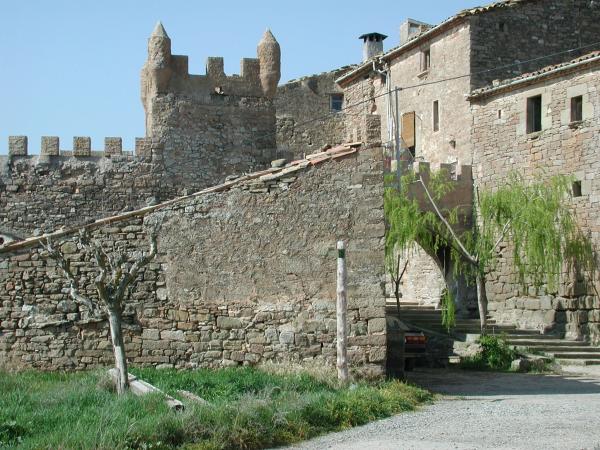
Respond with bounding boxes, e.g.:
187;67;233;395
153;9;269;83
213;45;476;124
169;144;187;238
336;240;349;383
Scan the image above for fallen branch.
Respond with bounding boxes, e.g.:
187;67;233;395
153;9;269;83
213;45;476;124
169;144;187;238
108;369;184;411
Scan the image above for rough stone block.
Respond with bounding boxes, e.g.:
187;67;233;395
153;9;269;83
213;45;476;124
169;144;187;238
216;316;242;330
135;138;152;157
73;137;91;157
160;330;185;341
41;136;59;156
8;136;27;156
279;330;295;344
104;137;122;156
367;318;386;334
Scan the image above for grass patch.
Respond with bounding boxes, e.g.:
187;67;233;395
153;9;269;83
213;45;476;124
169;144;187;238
459;334;518;371
0;367;431;449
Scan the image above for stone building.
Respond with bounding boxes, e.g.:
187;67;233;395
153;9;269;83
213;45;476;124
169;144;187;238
338;0;600;167
469;51;600;341
336;0;600;314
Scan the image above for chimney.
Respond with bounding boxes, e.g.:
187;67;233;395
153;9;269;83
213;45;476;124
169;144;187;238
399;19;433;45
359;32;387;62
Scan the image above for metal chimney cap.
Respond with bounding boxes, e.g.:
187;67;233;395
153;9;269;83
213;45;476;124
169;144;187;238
358;32;388;42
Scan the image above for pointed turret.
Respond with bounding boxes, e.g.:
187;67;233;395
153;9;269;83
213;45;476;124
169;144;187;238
148;21;172;65
141;21;174;135
257;29;281;98
152;21;169;39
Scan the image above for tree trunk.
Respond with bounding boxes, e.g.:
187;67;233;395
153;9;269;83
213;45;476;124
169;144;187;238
476;273;488;333
107;306;129;395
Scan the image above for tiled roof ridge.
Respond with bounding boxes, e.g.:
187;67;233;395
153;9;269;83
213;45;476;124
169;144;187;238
0;142;367;254
469;50;600;99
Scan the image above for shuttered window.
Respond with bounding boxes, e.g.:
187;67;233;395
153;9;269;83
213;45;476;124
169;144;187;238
401;111;415;148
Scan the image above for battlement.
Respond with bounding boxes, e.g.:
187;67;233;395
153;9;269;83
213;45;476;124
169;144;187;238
6;136;160;159
141;23;281;107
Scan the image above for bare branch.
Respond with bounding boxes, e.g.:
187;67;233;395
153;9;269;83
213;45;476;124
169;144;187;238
492;220;512;254
418;175;478;266
41;237;95;312
116;231;158;301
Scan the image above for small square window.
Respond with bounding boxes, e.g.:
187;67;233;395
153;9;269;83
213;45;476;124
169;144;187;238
527;95;542;133
433;100;440;132
573;180;582;197
330;94;343;112
571;95;583;122
421;49;431;72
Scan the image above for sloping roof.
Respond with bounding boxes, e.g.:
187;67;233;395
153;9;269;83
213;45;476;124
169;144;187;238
0;142;366;254
336;0;539;86
468;51;600;99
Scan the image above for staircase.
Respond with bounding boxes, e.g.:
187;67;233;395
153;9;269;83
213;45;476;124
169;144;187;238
389;301;600;366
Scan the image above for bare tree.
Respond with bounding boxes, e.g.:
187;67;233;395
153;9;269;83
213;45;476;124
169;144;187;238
42;226;158;394
386;249;409;316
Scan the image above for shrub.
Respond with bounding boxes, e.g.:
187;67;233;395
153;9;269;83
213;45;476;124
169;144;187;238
460;334;517;371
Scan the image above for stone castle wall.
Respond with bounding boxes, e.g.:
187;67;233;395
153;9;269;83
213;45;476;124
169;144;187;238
276;69;351;158
0;137;175;239
0;146;387;376
470;62;600;341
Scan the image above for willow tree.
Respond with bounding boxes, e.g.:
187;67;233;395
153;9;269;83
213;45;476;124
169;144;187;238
385;170;596;332
42;226;158;394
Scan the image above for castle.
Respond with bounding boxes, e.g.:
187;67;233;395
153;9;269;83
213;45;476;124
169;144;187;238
2;0;600;374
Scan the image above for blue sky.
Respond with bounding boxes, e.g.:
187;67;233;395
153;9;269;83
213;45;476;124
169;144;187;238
0;0;484;154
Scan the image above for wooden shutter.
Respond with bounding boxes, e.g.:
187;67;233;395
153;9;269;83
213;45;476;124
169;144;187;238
401;112;415;148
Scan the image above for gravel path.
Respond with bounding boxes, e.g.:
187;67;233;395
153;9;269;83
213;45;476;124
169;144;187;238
280;368;600;450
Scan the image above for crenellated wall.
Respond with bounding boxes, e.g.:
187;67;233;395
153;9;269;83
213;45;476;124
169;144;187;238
140;24;282;191
0;136;175;238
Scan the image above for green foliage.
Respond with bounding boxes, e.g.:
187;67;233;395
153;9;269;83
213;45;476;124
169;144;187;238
440;289;456;331
0;368;432;450
385;169;596;304
476;173;596;294
460;334;518;371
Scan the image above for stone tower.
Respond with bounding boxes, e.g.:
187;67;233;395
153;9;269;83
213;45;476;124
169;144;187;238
257;29;281;98
139;23;281;192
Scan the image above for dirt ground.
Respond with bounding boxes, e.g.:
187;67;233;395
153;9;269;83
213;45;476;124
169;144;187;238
281;368;600;450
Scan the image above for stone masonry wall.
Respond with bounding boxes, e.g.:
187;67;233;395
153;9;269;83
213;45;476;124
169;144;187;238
471;63;600;341
276;69;351;159
469;0;600;89
0;146;386;376
0;138;175;239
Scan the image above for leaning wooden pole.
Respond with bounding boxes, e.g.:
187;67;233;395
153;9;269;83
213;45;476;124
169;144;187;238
336;240;349;383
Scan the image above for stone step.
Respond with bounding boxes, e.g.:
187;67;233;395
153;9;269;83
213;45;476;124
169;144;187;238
548;352;600;359
534;346;600;353
509;340;589;347
555;359;600;366
504;332;558;338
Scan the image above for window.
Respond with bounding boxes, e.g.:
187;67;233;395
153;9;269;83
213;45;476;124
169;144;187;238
572;180;582;197
421;49;431;72
401;111;416;156
498;109;502;119
330;94;343;112
526;95;542;133
498;22;507;32
571;95;583;122
433;100;439;132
